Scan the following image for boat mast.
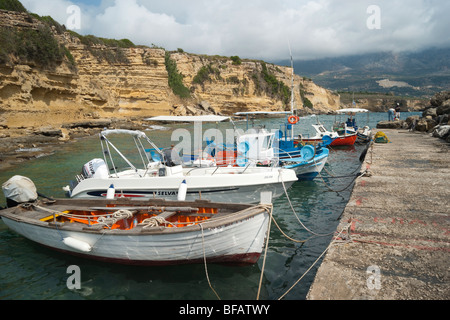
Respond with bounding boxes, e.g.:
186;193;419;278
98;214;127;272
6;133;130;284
288;41;295;140
288;41;294;116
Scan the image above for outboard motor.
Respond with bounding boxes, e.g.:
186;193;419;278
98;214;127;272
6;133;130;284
81;158;108;179
2;175;38;208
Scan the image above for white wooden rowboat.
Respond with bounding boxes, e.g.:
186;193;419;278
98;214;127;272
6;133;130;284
0;196;272;266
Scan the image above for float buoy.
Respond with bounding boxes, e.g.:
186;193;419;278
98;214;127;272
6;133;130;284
288;115;299;125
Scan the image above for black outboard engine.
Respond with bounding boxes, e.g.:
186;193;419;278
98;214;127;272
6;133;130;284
2;175;38;208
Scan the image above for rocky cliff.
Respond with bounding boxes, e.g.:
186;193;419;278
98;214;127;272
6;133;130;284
0;9;340;139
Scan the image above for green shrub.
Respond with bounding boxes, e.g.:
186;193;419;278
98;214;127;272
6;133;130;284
78;35;135;49
29;14;66;34
0;0;27;12
303;97;313;109
18;25;64;66
260;63;291;106
0;25;64;68
192;64;221;86
165;51;191;98
231;56;242;65
77;35;132;64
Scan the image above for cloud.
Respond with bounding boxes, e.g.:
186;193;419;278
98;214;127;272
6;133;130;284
19;0;450;61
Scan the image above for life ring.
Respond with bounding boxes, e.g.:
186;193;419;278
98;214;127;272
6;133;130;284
288;115;299;125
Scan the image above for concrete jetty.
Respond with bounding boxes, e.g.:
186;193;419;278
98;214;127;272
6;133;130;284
307;129;449;300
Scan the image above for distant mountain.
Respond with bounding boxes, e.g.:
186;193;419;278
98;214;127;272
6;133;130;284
275;47;450;97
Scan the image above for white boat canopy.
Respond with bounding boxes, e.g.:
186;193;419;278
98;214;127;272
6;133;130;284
234;111;291;116
336;108;369;114
101;129;148;138
145;115;231;122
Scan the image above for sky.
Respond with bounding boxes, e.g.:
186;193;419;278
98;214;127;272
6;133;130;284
20;0;450;61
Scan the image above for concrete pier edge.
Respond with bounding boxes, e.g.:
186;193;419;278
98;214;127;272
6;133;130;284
307;129;449;300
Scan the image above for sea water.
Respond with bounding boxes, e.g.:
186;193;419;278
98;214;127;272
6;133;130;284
0;112;420;300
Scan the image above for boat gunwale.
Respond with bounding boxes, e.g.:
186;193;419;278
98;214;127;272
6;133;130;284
0;198;270;236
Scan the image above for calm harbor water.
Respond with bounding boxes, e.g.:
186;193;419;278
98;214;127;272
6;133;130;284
0;112;419;300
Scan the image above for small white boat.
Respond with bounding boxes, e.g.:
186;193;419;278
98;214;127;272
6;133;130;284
1;176;273;266
67;129;297;204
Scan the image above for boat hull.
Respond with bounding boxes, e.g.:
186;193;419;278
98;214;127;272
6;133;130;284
0;202;270;266
70;167;297;204
281;149;329;180
329;134;357;146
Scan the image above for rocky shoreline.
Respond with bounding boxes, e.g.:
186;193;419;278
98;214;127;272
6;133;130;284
0;117;151;171
0;101;227;171
376;91;450;143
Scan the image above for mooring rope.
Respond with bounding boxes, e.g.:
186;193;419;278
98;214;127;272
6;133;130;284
277;223;350;300
316;168;366;194
279;170;335;237
257;204;273;300
199;223;221;300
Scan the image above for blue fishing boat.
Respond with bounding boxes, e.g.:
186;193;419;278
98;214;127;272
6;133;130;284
233;113;330;180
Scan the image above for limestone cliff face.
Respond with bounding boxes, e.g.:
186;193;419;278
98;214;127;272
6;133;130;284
171;52;340;115
0;9;340;134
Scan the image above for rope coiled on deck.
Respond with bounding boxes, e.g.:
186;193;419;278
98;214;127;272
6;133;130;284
96;209;134;228
140;216;168;228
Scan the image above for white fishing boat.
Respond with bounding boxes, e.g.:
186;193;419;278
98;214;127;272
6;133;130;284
66;129;297;204
234;126;329;180
230;110;330;180
1;176;273;266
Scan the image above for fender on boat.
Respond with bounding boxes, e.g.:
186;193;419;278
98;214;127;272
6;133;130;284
177;179;187;201
63;237;92;252
106;184;115;199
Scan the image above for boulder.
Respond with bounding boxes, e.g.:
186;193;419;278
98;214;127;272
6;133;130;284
405;115;419;130
431;125;450;140
376;120;404;129
436;99;450;116
415;119;428;132
422;107;437;118
426;119;437;132
198;101;212;112
405;115;419;126
172;105;187;116
62;119;112;129
185;105;198;115
415;119;437;132
430;91;450;107
34;126;63;137
436;114;449;125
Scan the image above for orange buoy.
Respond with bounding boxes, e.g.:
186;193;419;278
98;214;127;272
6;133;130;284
288;115;299;124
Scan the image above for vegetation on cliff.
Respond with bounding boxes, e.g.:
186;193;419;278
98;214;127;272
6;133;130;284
0;24;65;68
70;31;135;65
0;1;73;69
165;52;191;98
0;0;26;12
192;64;222;86
252;63;291;106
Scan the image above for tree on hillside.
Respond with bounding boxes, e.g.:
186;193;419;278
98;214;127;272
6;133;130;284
0;0;27;12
